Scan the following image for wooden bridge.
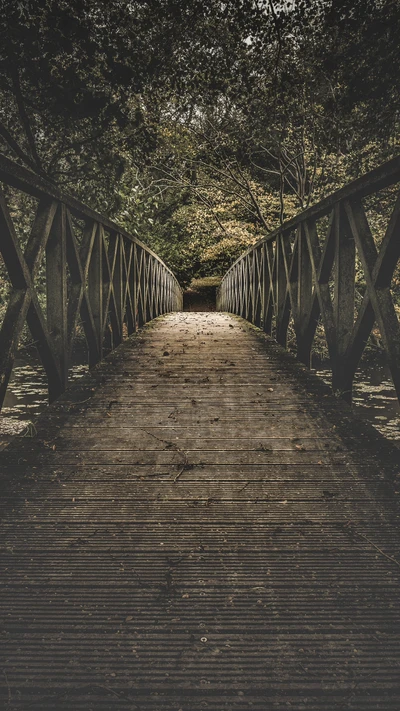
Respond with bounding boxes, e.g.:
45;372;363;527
1;156;400;710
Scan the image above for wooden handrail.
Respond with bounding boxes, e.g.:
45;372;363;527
0;153;176;273
0;155;183;409
217;156;400;404
228;156;400;269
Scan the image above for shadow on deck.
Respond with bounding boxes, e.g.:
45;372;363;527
1;312;400;710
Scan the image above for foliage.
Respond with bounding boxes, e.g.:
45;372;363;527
0;0;400;288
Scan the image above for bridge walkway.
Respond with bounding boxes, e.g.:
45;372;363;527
1;312;400;710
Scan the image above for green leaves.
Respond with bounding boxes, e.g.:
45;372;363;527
0;0;399;295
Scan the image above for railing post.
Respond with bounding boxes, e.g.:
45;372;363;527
88;223;103;360
254;251;259;327
276;233;290;347
332;204;355;401
0;291;31;410
0;156;183;415
46;202;68;398
232;268;237;314
111;233;124;346
143;252;149;322
250;252;255;323
134;244;142;328
148;258;155;321
137;247;148;326
160;265;165;315
262;242;274;334
125;241;135;334
247;254;252;322
235;262;240;316
296;223;313;366
239;259;245;319
154;262;160;317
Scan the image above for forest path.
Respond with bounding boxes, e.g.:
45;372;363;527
1;311;400;710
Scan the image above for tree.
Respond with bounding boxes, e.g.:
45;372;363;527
1;0;400;283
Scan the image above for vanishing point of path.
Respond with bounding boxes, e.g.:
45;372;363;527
1;312;400;710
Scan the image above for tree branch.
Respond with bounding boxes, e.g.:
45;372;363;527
10;67;46;177
0;119;38;172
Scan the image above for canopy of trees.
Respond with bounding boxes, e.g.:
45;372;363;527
1;0;399;284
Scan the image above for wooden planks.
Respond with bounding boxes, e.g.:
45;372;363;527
1;312;400;710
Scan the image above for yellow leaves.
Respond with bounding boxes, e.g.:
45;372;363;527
202;227;256;262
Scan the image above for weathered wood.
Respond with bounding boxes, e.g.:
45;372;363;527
275;233;290;347
0;289;31;409
24;198;59;277
303;216;337;361
331;204;355;400
296;224;313;365
101;229;121;351
46;203;68;394
0;197;57;407
122;238;135;335
0;186;30;289
344;199;400;400
262;241;274;334
0;153;180;274
280;230;299;345
1;313;400;710
0;188;63;404
254;248;263;327
135;245;145;327
226;153;400;265
0;156;182;412
65;213;99;366
88;223;103;359
218;162;400;405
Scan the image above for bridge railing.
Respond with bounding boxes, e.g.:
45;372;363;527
0;154;182;409
217;157;400;403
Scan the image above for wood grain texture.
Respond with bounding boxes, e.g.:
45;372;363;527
1;312;400;710
218;177;400;407
0;157;182;413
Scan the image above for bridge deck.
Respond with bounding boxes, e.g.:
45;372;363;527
1;312;400;710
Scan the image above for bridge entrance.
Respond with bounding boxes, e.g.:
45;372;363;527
183;277;220;312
